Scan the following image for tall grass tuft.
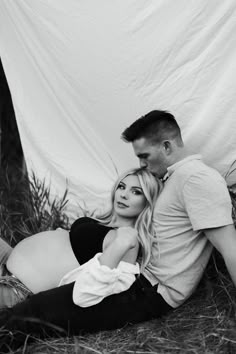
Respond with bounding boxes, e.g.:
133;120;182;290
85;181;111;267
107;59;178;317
0;167;70;246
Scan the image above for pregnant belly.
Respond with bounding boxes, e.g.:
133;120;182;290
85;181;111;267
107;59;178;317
7;229;79;293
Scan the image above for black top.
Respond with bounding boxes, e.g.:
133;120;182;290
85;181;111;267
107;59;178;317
69;217;113;265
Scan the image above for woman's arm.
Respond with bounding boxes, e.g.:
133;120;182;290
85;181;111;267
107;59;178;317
99;227;139;269
61;227;140;308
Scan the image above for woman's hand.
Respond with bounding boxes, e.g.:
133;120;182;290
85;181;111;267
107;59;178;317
99;227;139;269
116;227;139;249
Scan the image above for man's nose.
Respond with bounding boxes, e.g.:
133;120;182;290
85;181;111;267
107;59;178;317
140;159;147;168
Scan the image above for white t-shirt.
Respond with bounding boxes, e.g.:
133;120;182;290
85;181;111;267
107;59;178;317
143;155;233;308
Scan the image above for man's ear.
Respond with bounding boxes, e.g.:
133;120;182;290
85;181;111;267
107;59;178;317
163;140;172;155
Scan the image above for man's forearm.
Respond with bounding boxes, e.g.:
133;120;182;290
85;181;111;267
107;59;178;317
204;225;236;287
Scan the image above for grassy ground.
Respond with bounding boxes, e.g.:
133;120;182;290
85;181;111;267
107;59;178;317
1;168;236;353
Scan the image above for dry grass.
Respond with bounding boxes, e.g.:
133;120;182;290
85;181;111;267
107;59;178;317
0;167;70;246
1;168;236;354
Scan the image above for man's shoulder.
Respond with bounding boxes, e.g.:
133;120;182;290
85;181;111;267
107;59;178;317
170;158;226;192
175;158;221;179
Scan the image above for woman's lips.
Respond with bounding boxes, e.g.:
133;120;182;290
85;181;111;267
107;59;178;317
117;201;129;208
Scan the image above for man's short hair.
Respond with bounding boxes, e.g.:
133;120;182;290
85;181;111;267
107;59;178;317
121;110;183;145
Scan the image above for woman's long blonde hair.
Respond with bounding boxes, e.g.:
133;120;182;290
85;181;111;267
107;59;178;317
96;167;163;272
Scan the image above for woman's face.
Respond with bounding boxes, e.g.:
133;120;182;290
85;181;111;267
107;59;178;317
114;174;146;220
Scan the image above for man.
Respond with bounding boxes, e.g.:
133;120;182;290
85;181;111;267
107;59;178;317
121;109;236;307
0;110;235;351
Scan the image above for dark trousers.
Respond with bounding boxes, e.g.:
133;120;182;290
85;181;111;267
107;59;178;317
0;275;172;352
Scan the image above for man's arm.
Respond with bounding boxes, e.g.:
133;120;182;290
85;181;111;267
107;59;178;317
204;224;236;286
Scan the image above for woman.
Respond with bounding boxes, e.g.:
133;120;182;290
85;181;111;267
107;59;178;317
0;168;173;353
0;167;161;309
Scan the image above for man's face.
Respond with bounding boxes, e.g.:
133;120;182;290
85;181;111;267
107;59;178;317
132;137;168;178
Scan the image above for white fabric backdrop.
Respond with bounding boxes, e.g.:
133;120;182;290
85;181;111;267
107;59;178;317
0;0;236;217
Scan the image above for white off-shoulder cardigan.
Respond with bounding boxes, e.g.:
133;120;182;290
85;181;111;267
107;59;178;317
59;252;140;307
